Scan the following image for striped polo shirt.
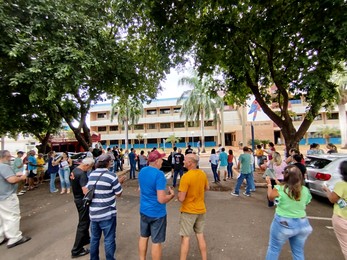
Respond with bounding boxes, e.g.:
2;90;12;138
87;168;123;222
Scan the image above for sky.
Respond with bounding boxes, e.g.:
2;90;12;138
156;67;193;99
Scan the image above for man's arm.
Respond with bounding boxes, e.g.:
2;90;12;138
7;174;27;184
178;191;186;202
157;186;175;204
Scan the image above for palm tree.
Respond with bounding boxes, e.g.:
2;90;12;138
331;65;347;148
177;74;224;153
166;134;181;148
111;97;143;151
317;126;340;145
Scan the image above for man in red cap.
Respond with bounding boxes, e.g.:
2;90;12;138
138;150;175;260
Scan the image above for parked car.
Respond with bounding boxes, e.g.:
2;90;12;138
70;152;88;171
305;153;347;197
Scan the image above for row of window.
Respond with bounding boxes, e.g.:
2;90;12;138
96;107;182;119
292;113;338;121
97;121;214;132
107;136;215;145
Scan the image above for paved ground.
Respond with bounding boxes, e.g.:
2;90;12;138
0;153;344;260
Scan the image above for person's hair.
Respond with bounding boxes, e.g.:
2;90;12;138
340;161;347;182
273;152;282;166
256;144;262;149
82;157;95;166
107;147;111;151
243;146;249;152
0;150;10;159
221;147;225;152
17;151;24;155
282;165;304;201
173;147;177;151
292;154;302;163
269;142;274;147
63;151;69;158
178;148;182;152
228;149;233;155
95;156;111;168
48;151;55;157
131;148;134;152
187;154;199;165
211;148;216;154
140;150;144;155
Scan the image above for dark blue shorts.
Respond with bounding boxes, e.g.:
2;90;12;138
140;213;167;243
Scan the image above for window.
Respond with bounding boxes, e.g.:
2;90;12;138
160;108;171;114
134;124;144;130
204;121;213;127
146;109;157;115
98;126;107;132
110;126;118;131
314;114;322;120
293;114;303;121
160;123;171;129
327;113;338;120
188;121;199;127
174;122;185;128
205;136;215;142
148;124;156;130
173;107;181;113
97;113;107;119
110;140;118;145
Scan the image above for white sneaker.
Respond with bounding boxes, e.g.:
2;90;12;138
243;192;251;197
17;191;25;196
230;192;239;197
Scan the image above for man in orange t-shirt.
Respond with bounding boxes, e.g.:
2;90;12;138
178;153;209;260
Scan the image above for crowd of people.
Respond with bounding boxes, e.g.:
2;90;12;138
0;140;346;259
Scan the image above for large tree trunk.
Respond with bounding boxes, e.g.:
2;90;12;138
338;104;347;149
36;132;51;154
125;120;129;151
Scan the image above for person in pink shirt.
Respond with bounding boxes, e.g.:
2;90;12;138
267;152;287;207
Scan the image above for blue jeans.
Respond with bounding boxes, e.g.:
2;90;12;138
211;164;219;182
173;168;183;187
227;162;233;178
50;172;58;192
130;161;136;179
90;217;117;260
266;214;312;260
247;171;255;190
234;173;252;195
59;167;70;189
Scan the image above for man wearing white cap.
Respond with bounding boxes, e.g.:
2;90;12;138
138;150;175;260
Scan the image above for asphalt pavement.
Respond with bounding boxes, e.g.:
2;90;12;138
0;154;344;260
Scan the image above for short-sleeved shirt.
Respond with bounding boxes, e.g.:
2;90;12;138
239;153;251;174
71;167;89;200
37;157;45;171
333;181;347;219
179;169;208;214
47;158;59;174
138;166;167;218
275;185;312;218
174;153;184;170
12;158;23;173
227;154;234;164
28;155;37;171
209;154;219;165
88;168;123;222
219;152;228;167
185;148;193;155
0;163;17;200
273;161;287;180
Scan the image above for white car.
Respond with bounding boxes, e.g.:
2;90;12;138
305;154;347;197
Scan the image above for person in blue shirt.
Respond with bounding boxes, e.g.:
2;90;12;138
27;150;38;191
138;150;175;260
218;148;228;181
128;148;137;179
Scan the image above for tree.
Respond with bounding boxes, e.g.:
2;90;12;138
136;133;144;146
177;74;224;153
166;134;181;148
0;0;170;150
331;65;347;148
317;126;340;145
111;96;144;151
139;0;347;153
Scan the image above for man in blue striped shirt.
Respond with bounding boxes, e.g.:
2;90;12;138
87;154;126;260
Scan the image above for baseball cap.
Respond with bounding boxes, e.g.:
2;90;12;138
97;154;111;162
148;150;165;162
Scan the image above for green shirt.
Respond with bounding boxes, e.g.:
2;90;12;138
239;153;251;174
219;152;228;166
275;185;312;218
333;181;347;219
12;157;23;173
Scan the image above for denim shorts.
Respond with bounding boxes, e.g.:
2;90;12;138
140;214;167;243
